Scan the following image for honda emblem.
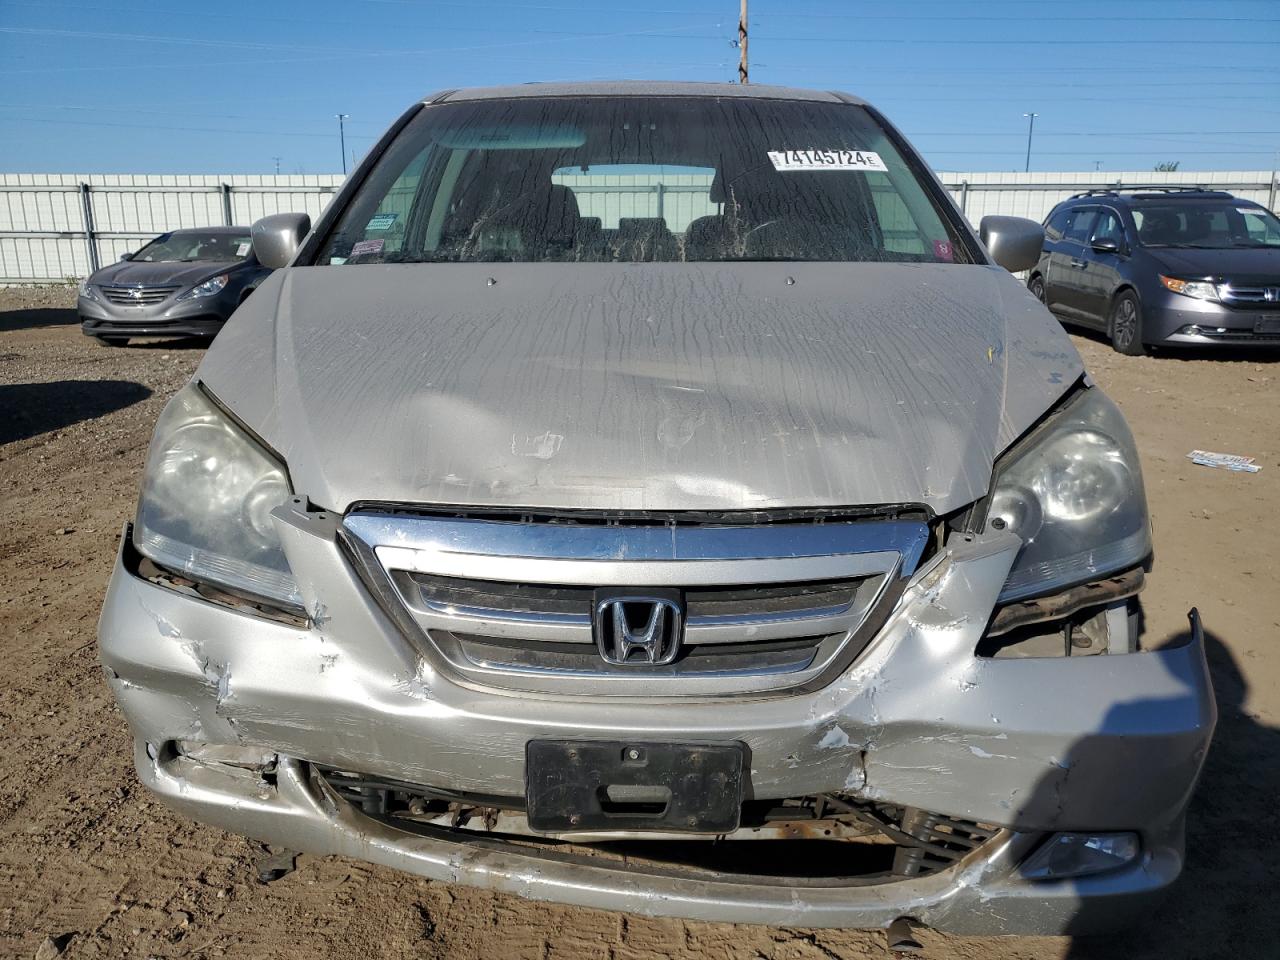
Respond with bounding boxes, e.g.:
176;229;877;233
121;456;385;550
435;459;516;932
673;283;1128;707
594;596;683;666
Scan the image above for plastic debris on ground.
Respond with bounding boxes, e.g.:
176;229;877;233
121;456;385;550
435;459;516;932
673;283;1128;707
1186;450;1261;473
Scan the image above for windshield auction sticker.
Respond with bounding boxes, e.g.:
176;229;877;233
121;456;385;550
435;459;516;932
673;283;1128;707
768;149;887;172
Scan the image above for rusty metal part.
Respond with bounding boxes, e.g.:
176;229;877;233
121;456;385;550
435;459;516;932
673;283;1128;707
887;917;924;955
252;845;299;884
985;566;1144;637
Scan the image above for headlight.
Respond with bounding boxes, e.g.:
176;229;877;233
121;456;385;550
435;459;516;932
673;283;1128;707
133;382;300;608
78;278;98;301
1159;275;1219;301
176;273;229;301
988;388;1150;603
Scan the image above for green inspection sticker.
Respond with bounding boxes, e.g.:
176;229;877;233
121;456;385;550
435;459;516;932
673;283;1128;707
366;213;398;231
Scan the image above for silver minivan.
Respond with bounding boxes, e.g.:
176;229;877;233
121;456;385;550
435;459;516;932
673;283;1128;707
97;82;1215;938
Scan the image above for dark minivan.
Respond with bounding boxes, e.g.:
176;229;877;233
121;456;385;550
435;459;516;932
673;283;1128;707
1028;186;1280;354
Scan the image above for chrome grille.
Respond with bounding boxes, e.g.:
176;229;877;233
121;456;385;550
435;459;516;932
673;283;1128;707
100;284;176;305
397;573;867;643
1218;284;1280;307
343;511;929;697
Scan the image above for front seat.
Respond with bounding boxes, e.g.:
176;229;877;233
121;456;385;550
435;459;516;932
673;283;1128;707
513;184;582;258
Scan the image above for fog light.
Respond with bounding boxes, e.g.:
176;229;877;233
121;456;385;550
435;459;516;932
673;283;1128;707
1186;325;1202;335
1020;832;1139;880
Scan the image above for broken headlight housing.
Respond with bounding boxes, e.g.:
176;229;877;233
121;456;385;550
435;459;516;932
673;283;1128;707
133;382;301;609
988;388;1151;604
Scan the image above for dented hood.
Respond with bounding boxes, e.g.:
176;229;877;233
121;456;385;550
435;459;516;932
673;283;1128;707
198;262;1082;515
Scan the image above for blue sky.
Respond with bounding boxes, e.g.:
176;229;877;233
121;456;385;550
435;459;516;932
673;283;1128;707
1;0;1277;174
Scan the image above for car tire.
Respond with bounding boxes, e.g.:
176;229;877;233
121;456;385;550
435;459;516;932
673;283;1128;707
94;336;128;347
1028;274;1046;303
1109;291;1146;356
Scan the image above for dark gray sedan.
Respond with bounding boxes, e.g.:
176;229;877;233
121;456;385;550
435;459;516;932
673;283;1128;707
78;227;272;345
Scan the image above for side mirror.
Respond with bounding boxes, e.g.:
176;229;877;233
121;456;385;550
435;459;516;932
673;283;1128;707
251;212;311;269
119;252;134;262
979;215;1045;274
1091;237;1121;255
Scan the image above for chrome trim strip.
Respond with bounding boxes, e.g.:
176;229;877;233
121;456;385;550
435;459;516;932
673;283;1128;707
423;597;590;627
376;547;896;587
344;514;929;585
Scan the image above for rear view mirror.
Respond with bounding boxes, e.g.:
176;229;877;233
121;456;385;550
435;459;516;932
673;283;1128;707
251;212;311;269
1091;237;1121;255
979;215;1045;274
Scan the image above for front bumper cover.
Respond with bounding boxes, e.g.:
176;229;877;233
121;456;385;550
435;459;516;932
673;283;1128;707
78;290;235;338
97;503;1217;933
1143;291;1280;346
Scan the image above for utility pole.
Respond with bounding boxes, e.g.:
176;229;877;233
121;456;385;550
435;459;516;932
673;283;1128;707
272;156;281;175
1022;112;1038;173
738;0;748;84
336;114;350;175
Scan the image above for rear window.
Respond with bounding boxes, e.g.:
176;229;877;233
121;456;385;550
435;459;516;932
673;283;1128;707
316;96;973;265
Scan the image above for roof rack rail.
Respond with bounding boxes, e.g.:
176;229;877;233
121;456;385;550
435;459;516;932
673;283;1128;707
1068;185;1228;200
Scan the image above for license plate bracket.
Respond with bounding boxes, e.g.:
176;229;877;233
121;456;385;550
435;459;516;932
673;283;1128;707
1254;315;1280;334
525;740;746;834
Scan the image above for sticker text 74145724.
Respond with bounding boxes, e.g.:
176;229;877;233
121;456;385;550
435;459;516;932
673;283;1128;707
767;149;888;172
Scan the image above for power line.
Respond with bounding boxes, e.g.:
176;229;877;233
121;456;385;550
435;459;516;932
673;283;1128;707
0;20;723;75
9;0;1278;21
750;36;1280;44
0;116;347;138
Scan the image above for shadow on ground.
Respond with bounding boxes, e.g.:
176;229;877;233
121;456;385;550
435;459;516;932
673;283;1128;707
0;305;78;333
0;380;152;444
1064;626;1275;959
1065;323;1280;362
121;337;209;350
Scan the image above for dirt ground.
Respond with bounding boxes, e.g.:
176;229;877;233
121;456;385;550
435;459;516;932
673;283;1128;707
1;285;1276;960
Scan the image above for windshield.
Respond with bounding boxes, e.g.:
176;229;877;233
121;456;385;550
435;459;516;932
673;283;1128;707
133;232;252;263
317;96;973;265
1133;202;1280;249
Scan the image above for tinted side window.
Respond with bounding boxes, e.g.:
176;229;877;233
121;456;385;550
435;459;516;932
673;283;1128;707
1044;206;1072;241
1243;208;1280;243
1063;208;1099;243
1091;210;1125;246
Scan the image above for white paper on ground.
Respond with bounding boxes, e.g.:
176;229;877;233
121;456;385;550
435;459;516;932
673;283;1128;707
1186;450;1262;473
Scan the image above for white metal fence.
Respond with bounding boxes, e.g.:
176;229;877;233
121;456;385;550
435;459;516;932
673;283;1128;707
944;170;1279;226
2;170;1276;284
0;174;343;283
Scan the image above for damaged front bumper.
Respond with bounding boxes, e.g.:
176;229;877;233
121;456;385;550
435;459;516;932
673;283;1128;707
97;505;1216;934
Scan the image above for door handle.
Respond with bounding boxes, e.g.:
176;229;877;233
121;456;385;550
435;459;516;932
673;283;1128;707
1070;258;1088;268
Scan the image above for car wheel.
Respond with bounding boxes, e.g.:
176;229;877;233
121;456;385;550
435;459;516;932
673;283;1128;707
1109;291;1146;355
1028;274;1046;303
94;336;128;347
